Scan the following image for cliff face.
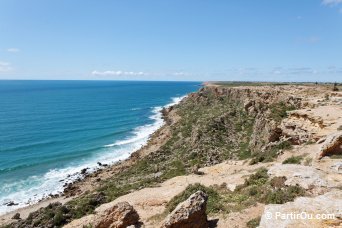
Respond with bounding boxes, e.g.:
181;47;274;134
176;85;302;165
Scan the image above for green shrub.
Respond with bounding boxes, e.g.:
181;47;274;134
53;211;65;226
247;216;261;228
243;168;269;186
229;169;305;210
270;102;296;123
250;141;292;164
266;185;305;204
282;156;303;164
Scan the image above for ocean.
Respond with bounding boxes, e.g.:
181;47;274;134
0;80;200;215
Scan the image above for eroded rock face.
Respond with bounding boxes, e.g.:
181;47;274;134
259;190;342;228
318;131;342;159
162;191;208;228
268;164;329;189
95;202;140;228
280;110;323;145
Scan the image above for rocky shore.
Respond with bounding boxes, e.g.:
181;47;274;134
1;82;341;228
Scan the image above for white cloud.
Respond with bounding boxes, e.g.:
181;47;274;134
91;70;146;76
269;66;342;76
0;61;12;72
172;72;190;76
91;70;191;77
286;67;317;75
322;0;342;5
7;48;20;53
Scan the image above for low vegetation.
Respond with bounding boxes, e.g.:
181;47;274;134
250;141;292;165
282;156;303;164
159;168;305;221
246;217;261;228
269;102;296;123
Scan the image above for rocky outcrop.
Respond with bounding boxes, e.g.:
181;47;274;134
63;202;140;228
192;86;303;156
162;191;208;228
268;164;329;189
318;131;342;159
280;110;323;144
259;190;342;228
94;202;140;228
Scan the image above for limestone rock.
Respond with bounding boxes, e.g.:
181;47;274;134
268;164;328;189
330;162;342;174
162;191;208;228
259;190;342;228
95;202;140;228
280;110;323;145
318;131;342;159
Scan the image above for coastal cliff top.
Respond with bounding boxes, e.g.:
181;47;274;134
2;82;342;228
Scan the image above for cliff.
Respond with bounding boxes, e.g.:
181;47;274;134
3;83;342;228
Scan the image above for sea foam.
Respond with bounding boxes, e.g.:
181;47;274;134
0;95;186;216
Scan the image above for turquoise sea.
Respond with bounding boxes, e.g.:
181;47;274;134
0;80;200;214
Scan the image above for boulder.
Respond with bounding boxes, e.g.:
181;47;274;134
162;191;208;228
259;190;342;228
11;212;21;220
318;132;342;159
95;202;140;228
6;201;18;206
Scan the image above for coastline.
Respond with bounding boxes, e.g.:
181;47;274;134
0;94;190;225
2;83;341;227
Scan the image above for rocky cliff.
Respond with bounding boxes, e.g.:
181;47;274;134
3;83;341;228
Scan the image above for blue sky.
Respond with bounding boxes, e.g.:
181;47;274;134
0;0;341;81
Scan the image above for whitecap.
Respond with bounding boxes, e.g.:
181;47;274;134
0;95;187;215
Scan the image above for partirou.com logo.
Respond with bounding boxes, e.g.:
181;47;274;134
265;211;337;220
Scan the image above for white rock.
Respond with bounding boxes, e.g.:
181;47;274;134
330;162;342;174
268;164;328;189
259;190;342;228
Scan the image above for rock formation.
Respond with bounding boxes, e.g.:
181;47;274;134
94;202;140;228
318;131;342;159
267;164;329;189
162;191;208;228
259;190;342;228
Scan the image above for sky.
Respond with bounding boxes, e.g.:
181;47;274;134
0;0;341;82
